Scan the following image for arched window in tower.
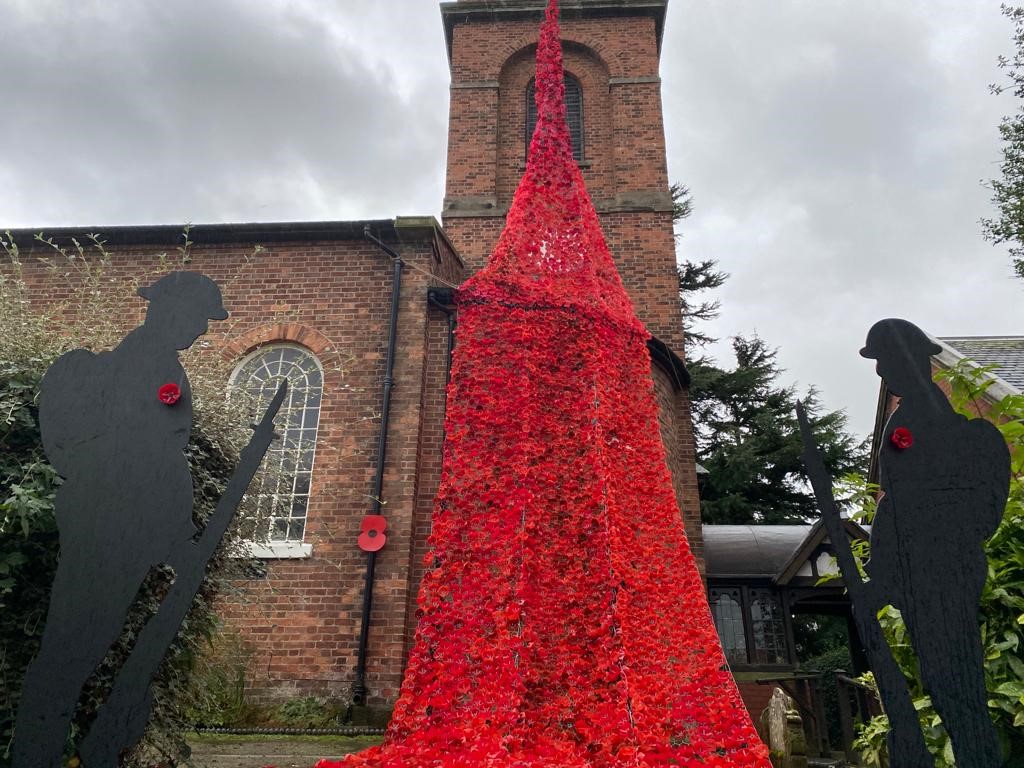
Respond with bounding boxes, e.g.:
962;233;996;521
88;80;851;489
526;74;583;161
231;344;323;543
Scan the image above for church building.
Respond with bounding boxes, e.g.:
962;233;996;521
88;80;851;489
8;0;720;718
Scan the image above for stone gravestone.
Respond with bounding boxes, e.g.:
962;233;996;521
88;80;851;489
11;272;285;768
759;687;808;768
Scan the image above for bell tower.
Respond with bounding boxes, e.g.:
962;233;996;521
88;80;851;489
439;0;704;562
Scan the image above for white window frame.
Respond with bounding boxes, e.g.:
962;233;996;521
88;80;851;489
230;343;323;559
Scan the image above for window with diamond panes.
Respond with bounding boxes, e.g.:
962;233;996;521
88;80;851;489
710;588;748;666
749;589;788;665
526;74;583;162
232;345;323;543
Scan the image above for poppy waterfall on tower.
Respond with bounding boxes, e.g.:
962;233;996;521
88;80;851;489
321;2;770;765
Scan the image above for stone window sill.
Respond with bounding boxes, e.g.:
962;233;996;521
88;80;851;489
243;541;313;559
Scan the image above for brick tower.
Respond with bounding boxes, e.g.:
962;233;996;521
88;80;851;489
438;0;704;561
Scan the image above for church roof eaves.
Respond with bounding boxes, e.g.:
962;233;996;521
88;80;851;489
2;217;447;250
702;524;812;580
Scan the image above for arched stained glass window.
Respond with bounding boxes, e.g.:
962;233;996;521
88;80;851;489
527;74;583;161
231;344;323;543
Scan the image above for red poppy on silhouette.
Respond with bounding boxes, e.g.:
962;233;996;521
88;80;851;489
358;515;387;552
158;382;181;405
890;426;914;450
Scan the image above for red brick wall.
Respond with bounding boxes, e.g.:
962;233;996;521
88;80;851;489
737;681;777;725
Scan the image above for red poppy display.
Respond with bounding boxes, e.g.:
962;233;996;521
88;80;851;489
320;2;769;765
890;426;914;450
358;515;388;553
157;382;181;405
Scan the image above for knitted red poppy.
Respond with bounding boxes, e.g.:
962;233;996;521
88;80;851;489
157;383;181;405
890;426;914;450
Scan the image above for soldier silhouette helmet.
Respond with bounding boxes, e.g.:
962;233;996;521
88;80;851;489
859;318;941;361
137;272;229;350
138;272;228;320
860;318;942;397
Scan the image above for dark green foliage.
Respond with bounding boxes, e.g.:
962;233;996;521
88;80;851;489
670;182;693;226
799;644;854;750
0;363;61;761
677;259;728;355
673;228;866;524
275;697;346;730
671;182;727;354
690;336;868;524
792;613;851;662
983;4;1024;279
180;630;251;729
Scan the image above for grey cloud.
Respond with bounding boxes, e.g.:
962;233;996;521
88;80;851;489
0;0;450;226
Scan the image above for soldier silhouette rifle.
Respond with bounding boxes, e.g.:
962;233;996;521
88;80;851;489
801;318;1008;768
12;272;284;768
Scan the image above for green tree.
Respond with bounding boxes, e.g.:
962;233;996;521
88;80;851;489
983;4;1024;278
670;181;694;226
671;182;729;357
677;259;728;357
691;336;867;524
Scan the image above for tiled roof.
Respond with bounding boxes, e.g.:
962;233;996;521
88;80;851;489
938;336;1024;393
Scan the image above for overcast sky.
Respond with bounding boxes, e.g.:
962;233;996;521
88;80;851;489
1;0;1021;438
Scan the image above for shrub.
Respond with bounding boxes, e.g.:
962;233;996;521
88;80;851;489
180;629;253;729
800;644;853;750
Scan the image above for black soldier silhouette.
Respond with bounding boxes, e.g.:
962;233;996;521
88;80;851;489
800;317;1008;768
12;272;285;768
860;318;1007;768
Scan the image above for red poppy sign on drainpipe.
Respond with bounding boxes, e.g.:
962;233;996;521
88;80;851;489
358;515;387;552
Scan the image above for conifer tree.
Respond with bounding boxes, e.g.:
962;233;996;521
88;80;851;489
674;209;867;524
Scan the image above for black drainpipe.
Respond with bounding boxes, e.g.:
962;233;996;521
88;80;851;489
351;225;403;708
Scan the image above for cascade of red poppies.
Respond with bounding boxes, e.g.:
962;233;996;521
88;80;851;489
321;2;769;765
